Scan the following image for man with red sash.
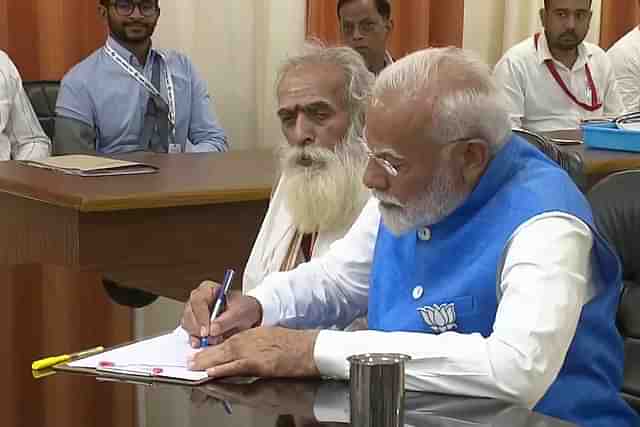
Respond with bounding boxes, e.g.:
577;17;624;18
494;0;624;132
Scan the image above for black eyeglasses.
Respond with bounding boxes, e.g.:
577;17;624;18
110;0;159;18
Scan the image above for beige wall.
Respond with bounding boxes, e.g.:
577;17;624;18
153;0;306;151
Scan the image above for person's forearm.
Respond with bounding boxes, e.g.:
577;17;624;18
250;259;369;330
53;116;97;155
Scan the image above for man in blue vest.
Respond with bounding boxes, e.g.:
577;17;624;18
182;47;638;426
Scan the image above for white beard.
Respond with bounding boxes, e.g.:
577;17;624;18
374;159;469;236
279;137;370;234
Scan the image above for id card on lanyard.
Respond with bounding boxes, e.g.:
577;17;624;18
534;33;602;112
104;43;182;153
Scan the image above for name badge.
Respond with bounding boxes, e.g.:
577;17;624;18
585;85;593;104
168;143;182;154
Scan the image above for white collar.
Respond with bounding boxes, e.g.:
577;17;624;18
535;32;591;71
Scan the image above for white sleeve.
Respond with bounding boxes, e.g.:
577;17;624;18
601;55;626;117
0;55;50;160
12;85;51;160
313;213;594;409
608;47;640;113
248;197;380;330
493;55;525;129
0;59;16;157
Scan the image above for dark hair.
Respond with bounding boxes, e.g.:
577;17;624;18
99;0;159;6
543;0;592;9
337;0;391;21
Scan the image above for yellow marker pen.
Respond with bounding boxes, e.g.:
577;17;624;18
31;346;105;370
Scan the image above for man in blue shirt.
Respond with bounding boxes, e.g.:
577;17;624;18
55;0;228;154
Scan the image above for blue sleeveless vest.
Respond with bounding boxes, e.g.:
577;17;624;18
368;136;638;426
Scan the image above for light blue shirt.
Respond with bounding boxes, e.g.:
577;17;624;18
56;37;228;154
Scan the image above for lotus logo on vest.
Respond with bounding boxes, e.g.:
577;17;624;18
418;303;457;333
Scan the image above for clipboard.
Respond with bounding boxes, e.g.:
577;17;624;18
53;329;212;386
54;364;213;386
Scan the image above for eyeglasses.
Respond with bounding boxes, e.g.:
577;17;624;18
110;0;159;18
360;136;482;178
360;141;399;177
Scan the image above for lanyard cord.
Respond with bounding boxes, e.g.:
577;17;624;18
104;43;177;129
534;33;602;112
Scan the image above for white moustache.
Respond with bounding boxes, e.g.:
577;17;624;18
372;190;405;208
281;146;334;171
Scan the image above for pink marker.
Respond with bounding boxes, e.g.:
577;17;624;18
99;361;163;375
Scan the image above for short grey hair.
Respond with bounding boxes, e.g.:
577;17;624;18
275;42;375;144
373;47;512;156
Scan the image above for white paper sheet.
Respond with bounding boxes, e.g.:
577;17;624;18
69;327;208;382
618;122;640;132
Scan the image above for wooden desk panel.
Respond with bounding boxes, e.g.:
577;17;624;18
0;178;270;299
0;264;134;427
78;199;269;301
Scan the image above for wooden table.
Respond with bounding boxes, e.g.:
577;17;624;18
544;129;640;186
26;374;575;426
0;150;276;427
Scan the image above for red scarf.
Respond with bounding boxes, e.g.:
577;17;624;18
534;33;602;112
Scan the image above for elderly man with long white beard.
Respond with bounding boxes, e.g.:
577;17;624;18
243;44;374;292
182;45;376;346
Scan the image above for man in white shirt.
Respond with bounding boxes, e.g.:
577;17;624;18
607;17;640;113
241;44;374;295
338;0;394;75
182;48;637;426
0;51;51;160
493;0;624;132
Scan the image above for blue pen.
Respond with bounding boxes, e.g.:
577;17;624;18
201;269;235;348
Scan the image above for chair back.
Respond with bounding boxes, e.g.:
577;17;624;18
22;80;60;140
587;169;640;412
512;128;586;191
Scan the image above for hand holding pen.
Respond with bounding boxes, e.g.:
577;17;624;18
201;269;235;348
181;269;263;348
